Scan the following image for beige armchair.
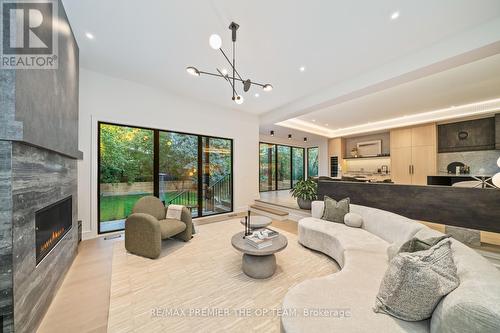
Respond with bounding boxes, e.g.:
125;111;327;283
125;196;193;259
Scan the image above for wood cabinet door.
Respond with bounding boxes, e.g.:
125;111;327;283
411;123;436;147
391;147;412;184
411;145;436;185
390;128;412;148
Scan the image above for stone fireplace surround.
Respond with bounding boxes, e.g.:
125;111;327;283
0;1;79;332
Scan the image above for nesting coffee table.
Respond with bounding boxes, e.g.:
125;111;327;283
239;215;272;230
231;231;288;279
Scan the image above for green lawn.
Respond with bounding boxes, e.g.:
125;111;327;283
99;193;152;222
99;192;198;222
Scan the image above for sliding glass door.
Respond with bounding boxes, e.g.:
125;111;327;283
159;131;199;216
259;143;276;191
307;147;319;177
259;142;305;192
98;124;154;233
201;137;233;215
98;122;233;234
292;147;305;186
277;145;292;190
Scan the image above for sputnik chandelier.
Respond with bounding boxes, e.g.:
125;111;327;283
186;22;273;105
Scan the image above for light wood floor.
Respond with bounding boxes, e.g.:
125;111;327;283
37;219;298;333
107;219;332;332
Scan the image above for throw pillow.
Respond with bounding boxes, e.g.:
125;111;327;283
387;235;450;261
321;196;349;223
344;212;363;228
374;238;460;321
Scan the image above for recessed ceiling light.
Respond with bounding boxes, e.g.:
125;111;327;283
325;123;329;126
299;66;306;72
391;11;400;20
312;119;316;122
254;93;260;98
85;32;94;40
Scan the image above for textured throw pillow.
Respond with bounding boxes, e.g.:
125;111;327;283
321;196;349;223
344;212;363;228
374;238;460;321
387;235;450;261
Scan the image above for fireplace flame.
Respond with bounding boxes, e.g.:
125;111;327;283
40;227;65;253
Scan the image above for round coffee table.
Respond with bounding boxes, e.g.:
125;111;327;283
239;215;272;230
231;231;287;279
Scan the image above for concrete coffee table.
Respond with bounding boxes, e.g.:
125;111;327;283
231;231;287;279
239;215;272;230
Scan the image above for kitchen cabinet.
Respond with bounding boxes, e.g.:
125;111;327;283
390;124;437;185
438;117;495;152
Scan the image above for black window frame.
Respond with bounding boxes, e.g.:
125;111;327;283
307;146;319;178
258;142;305;192
97;121;234;234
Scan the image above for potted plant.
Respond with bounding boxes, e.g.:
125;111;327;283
290;179;317;210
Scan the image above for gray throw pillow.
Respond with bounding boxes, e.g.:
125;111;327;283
387;235;450;261
321;196;349;223
344;212;363;228
374;238;460;321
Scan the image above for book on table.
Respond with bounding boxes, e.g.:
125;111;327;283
245;235;272;249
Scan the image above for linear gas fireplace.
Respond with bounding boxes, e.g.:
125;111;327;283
35;196;73;265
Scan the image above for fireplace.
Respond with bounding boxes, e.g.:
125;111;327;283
35;196;73;265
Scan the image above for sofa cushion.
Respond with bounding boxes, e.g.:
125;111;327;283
159;219;186;239
387;235;450;261
132;196;166;221
374;238;459;321
322;196;350;223
282;250;429;333
344;212;363;228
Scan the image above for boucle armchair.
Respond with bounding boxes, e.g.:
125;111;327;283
125;196;193;259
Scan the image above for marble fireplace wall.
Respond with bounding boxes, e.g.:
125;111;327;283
11;143;78;333
0;141;13;332
0;1;79;331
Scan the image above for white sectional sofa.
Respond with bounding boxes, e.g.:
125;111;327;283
281;201;500;333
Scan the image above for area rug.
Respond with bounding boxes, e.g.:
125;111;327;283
107;219;338;332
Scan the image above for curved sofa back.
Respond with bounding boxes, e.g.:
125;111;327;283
311;201;424;243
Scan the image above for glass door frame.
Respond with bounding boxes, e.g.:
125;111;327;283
259;142;305;192
307;146;319;178
98;121;234;234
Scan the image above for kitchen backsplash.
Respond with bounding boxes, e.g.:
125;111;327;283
345;157;391;173
437;150;500;174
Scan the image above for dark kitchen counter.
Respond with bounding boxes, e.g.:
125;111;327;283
427;173;493;186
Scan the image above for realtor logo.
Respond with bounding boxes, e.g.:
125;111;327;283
0;0;58;69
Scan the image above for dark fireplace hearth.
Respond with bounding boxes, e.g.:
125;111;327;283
35;196;73;265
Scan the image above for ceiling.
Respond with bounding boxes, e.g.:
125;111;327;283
278;53;500;137
62;0;500;115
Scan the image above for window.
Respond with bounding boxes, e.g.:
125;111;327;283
259;142;305;192
307;147;319;177
98;124;154;233
277;145;291;190
98;122;233;234
159;131;198;216
201;137;232;215
292;147;305;186
259;143;276;191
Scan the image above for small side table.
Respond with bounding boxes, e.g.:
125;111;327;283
231;231;287;279
239;215;272;230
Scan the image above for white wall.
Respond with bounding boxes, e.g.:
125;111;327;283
258;134;329;176
78;69;260;240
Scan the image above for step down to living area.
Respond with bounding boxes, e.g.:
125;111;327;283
250;204;289;219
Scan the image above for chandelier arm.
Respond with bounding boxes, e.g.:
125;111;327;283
219;48;244;81
198;70;266;87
